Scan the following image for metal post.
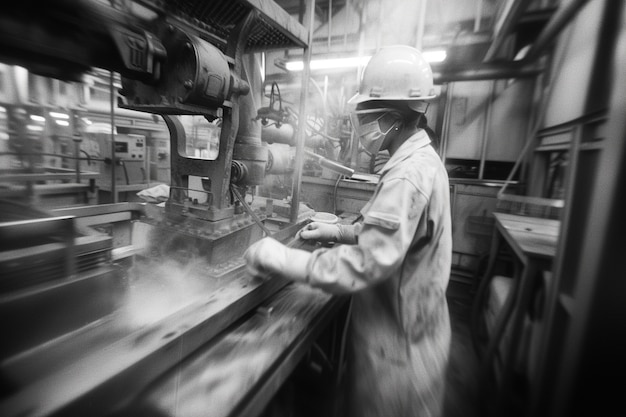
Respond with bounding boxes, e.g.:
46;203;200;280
290;0;315;224
328;0;332;52
73;135;82;183
440;83;454;165
478;80;495;180
350;8;367;169
110;71;117;203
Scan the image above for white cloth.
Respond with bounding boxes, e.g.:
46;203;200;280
136;184;169;203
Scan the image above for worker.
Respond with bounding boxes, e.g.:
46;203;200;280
245;45;452;417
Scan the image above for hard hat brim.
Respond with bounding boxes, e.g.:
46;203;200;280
348;93;437;106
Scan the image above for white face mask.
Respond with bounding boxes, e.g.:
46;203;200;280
350;108;399;155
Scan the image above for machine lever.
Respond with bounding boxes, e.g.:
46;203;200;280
230;185;273;237
305;151;354;178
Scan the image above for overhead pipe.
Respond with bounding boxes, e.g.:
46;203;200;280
483;0;534;62
523;0;589;62
433;62;542;83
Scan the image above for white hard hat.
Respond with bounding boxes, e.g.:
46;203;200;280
348;45;436;109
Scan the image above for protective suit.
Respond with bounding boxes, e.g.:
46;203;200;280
305;130;451;417
245;45;452;417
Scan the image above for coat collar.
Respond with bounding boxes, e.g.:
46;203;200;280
379;130;431;176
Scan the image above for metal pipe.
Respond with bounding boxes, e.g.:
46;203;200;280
290;0;315;224
483;0;534;62
474;0;484;33
523;0;589;62
305;150;354;177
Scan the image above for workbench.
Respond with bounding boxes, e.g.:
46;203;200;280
477;212;560;414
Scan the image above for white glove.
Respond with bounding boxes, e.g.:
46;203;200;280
244;237;311;282
299;222;358;244
298;222;341;243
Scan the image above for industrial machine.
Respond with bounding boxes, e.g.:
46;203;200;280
0;1;349;416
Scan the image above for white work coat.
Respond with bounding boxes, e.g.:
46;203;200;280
305;130;452;417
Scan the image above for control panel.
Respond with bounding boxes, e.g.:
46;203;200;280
110;134;145;161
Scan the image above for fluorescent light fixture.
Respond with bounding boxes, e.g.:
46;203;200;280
285;49;447;72
55;120;70;127
0;106;6;113
27;124;44;131
422;49;447;63
49;111;69;119
285;56;371;71
82;117;93;125
30;114;46;122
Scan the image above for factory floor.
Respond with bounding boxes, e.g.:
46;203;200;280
442;278;481;417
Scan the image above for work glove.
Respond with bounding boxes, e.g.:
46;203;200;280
244;237;311;283
299;222;357;244
298;222;341;243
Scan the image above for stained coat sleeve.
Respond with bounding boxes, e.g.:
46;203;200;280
305;177;429;294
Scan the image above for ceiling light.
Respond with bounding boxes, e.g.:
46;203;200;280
285;56;371;71
55;120;70;126
30;114;46;122
422;50;447;63
284;49;447;72
27;124;44;131
49;111;69;119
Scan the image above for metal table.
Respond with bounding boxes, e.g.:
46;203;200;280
478;213;560;413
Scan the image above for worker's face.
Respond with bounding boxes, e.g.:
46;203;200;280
350;107;402;155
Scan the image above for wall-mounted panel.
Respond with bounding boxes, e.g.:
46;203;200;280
446;80;491;160
486;78;534;162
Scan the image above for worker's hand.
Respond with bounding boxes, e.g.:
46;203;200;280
298;222;341;243
244;237;311;283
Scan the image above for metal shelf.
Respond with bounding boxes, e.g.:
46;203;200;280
137;0;308;51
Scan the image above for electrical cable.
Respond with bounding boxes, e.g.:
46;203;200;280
79;150;92;166
119;160;130;184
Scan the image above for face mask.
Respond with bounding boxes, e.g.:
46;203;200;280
350;109;399;155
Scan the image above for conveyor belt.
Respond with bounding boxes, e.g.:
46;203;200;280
0;265;287;417
120;285;346;417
